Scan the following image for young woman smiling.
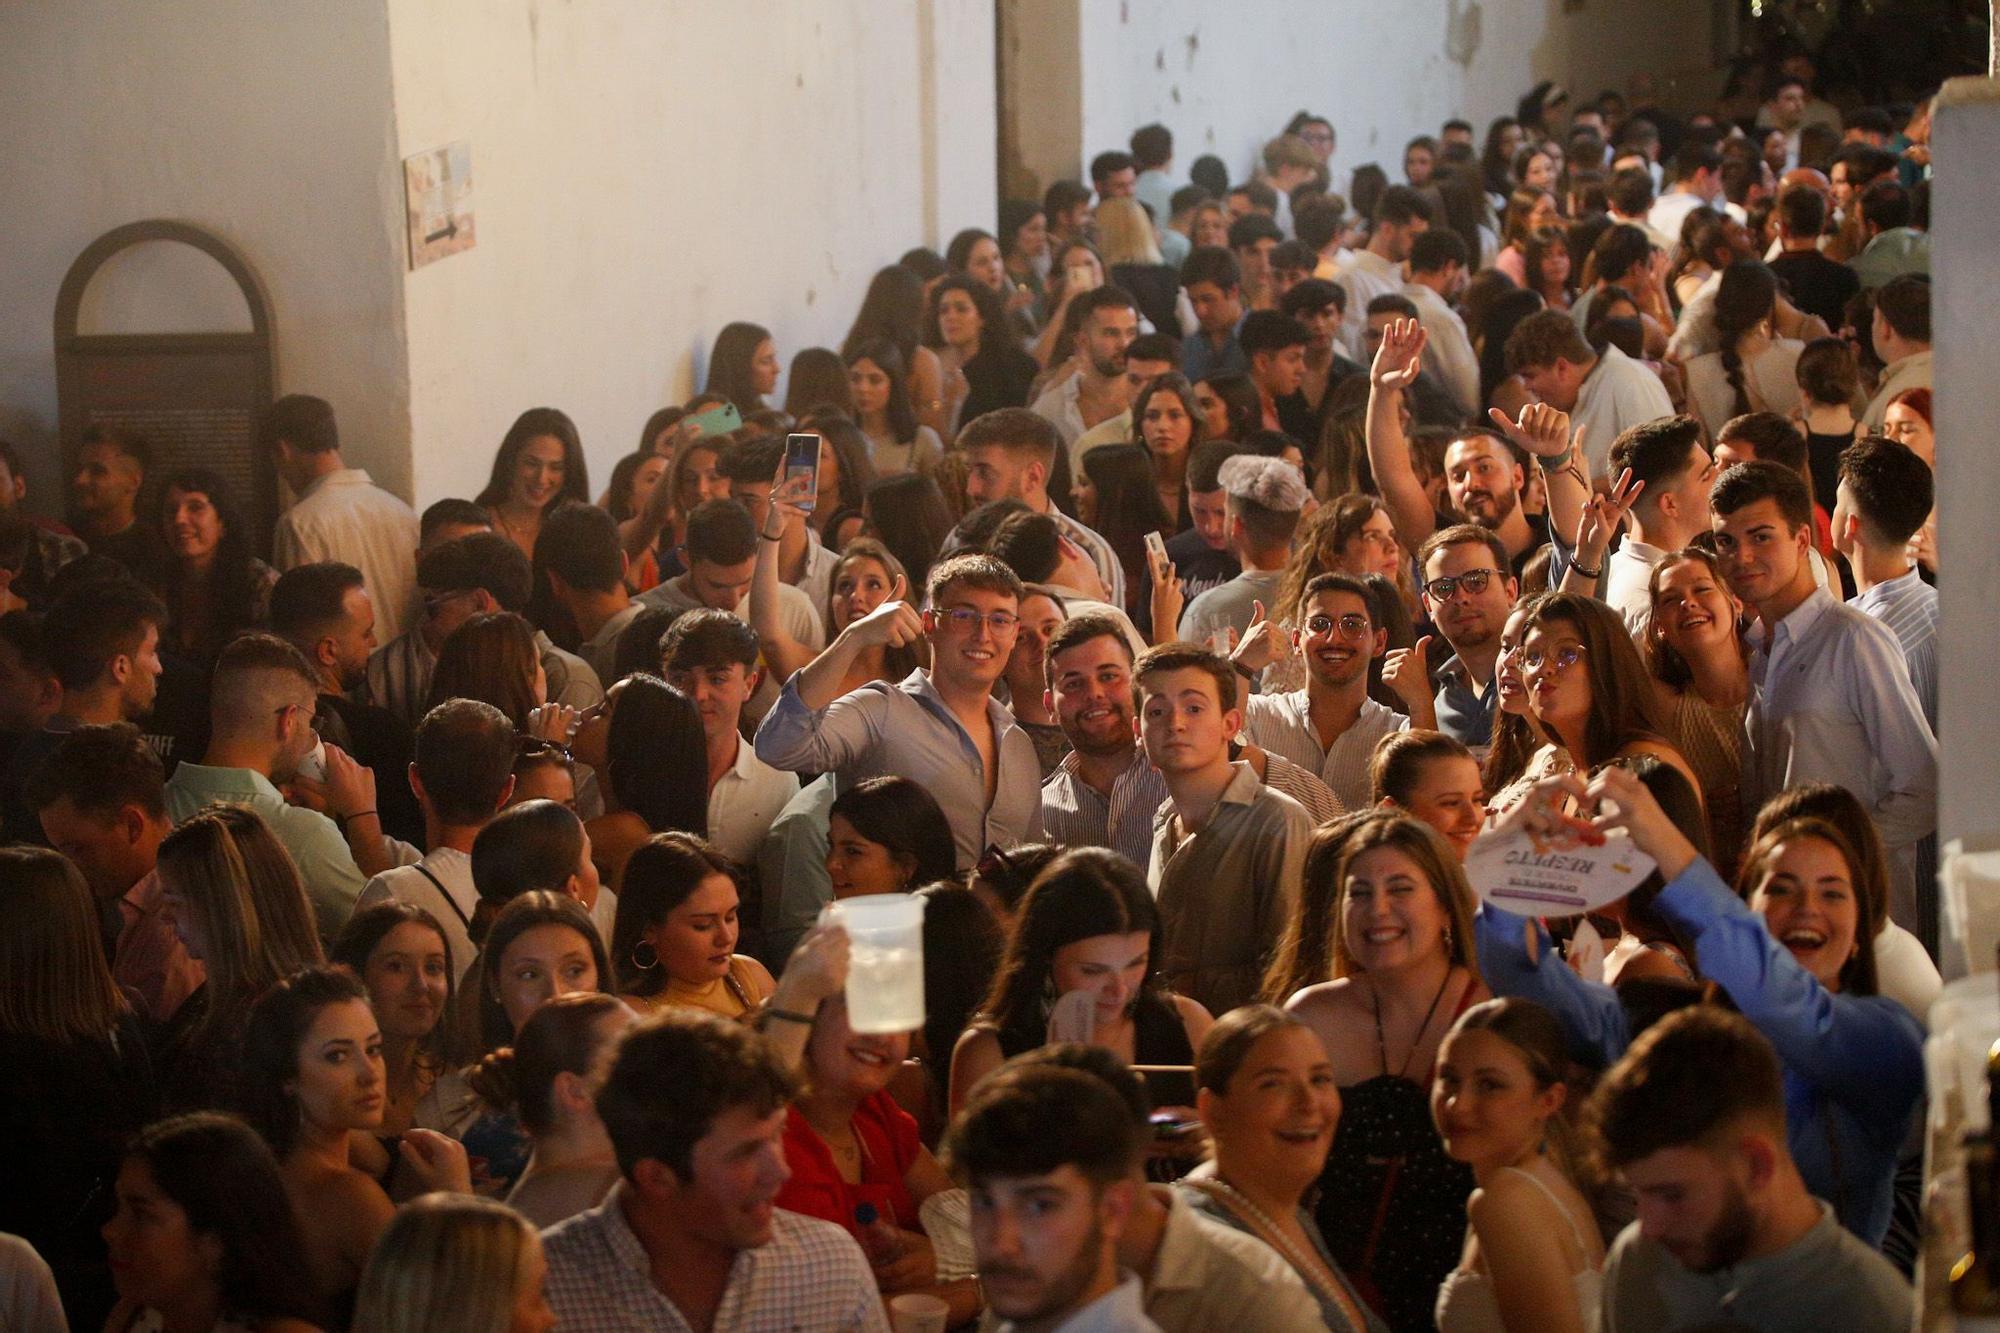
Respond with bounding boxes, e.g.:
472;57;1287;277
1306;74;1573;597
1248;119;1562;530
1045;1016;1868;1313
950;848;1212;1115
610;831;775;1021
1274;813;1487;1333
332;902;455;1139
152;467;277;666
1371;730;1488;861
1644;549;1751;878
240;968;470;1323
475;408;590;561
1181;1006;1387;1333
1430;998;1602;1333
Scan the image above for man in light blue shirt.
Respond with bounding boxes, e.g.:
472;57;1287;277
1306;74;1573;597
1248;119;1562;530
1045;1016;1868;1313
1131;123;1177;235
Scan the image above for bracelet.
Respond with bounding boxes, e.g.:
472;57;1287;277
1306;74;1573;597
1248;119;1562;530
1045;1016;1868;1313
1233;659;1258;680
1570;560;1603;580
345;809;378;821
761;1007;816;1026
1540;445;1574;472
759;532;783;542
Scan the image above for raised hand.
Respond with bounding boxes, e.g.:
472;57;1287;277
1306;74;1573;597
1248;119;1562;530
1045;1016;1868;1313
849;596;926;651
527;702;579;744
400;1127;473;1194
1369;317;1428;391
1582;764;1699;881
1487;402;1578;460
1147;546;1184;647
1573;467;1645;567
1380;633;1435;713
1231;600;1288;674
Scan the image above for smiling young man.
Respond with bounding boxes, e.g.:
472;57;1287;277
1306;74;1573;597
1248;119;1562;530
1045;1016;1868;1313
1039;614;1167;867
542;1012;888;1331
1598;416;1717;638
1236;572;1407;811
754;553;1043;871
1592;1006;1911;1332
1137;644;1312;1018
1384;526;1520;752
662;609;798;863
1710;461;1936;928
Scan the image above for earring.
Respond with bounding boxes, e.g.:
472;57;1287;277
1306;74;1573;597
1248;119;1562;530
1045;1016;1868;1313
631;939;659;971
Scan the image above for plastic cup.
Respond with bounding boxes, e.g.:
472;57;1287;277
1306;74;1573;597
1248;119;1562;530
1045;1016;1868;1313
889;1292;951;1333
826;894;925;1035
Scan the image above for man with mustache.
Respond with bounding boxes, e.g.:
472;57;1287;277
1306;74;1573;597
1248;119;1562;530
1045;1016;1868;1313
1594;1006;1910;1331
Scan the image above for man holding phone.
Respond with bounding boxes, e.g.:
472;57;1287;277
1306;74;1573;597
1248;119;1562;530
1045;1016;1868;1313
718;435;838;612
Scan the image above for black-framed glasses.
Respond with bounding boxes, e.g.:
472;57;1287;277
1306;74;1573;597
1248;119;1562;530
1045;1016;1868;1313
1305;613;1372;640
1423;567;1500;602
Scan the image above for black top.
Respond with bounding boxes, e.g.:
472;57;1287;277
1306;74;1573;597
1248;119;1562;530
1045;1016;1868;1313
1276;354;1366;445
1806;428;1852;511
84;521;172;587
317;693;423;846
960;345;1042;423
1770;250;1862;330
1164;527;1240;604
1110;263;1182;336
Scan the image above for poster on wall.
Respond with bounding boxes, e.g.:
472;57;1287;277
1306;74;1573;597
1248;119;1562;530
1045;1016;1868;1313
404;141;475;269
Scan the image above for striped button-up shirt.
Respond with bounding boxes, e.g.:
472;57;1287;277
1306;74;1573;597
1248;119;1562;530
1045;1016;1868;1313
541;1186;887;1332
1852;570;1938;731
1042;747;1168;866
1242;691;1407;813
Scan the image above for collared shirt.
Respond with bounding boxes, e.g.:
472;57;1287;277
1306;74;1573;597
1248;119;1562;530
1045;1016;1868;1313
1243;691;1406;812
753;671;1044;871
1433;652;1499;753
1259;752;1342;825
1852;569;1939;731
1072;408;1134;471
998;1273;1161;1333
1402;282;1481;416
1030;372;1091;449
1136;1185;1333;1333
1851;226;1931;290
1335;250;1404;362
164;762;371;943
541;1186;888;1333
1602;1202;1910;1333
115;869;204;1024
271;468;420;642
1745;587;1936;869
357;847;478;983
1147;762;1311;1016
706;734;800;864
1182;318;1247;381
579;601;646;685
1861;349;1931;433
1052;505;1128;610
1573;345;1674;481
1042;747;1168;866
1644;190;1707;253
1604;537;1668;640
365;627;601;725
757;774;836;966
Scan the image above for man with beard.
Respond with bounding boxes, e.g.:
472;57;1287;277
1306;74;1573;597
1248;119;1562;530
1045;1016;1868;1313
1365;319;1585;581
270;561;422;846
1237;572;1405;811
1030;287;1142;454
963;408;1126;610
946;1062;1156;1332
1384;525;1519;753
1040;613;1166;866
1593;1006;1911;1331
1506;308;1674;480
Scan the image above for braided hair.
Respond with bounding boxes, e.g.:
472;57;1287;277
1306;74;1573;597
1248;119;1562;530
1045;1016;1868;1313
1713;261;1778;420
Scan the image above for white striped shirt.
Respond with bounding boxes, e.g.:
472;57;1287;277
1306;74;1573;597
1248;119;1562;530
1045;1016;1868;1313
1242;692;1407;812
1852;570;1938;731
1041;747;1168;866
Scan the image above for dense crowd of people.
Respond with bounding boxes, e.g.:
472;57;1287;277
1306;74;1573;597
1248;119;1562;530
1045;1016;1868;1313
0;50;1950;1333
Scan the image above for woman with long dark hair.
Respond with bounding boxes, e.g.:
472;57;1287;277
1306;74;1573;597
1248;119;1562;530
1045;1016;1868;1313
925;275;1037;430
611;832;775;1020
845;337;943;476
475;408;590;560
1493;187;1559;288
949;848;1212;1114
825;776;958;900
1477;288;1546;416
101;1113;322;1333
796;411;879;532
1686;260;1805;438
705;321;780;416
1134;373;1203;527
783;346;853;418
863;473;954;592
567;674;707;891
332;902;454;1139
1480;117;1526;204
600;449;668;525
845;265;948;438
152;467;277;665
1520;224;1575;312
1192;372;1260;443
1644;549;1751;878
1075;444;1174;627
1515;592;1698;789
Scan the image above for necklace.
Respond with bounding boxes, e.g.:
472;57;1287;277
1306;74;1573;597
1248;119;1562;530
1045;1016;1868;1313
1196;1175;1370;1331
1372;965;1454;1081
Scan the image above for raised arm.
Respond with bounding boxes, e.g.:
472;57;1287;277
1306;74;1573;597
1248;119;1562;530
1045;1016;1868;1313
751;468;837;683
1560;468;1645;595
1487;402;1590;558
1364;318;1441;554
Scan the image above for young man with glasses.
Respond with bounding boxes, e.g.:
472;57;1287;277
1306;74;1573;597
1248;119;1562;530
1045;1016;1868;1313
754;553;1044;871
1236;571;1407;810
1384;525;1520;754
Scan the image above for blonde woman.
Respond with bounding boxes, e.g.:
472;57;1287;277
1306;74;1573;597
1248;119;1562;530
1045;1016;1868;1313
1097;196;1189;335
353;1194;553;1333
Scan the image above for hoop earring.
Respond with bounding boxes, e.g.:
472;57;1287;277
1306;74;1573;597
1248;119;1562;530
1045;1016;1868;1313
631;939;659;971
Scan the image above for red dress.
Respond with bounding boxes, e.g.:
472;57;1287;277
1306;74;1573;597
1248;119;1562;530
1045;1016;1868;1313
775;1090;922;1237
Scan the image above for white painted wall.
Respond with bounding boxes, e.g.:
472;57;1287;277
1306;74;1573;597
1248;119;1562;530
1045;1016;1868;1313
387;0;999;507
0;3;409;509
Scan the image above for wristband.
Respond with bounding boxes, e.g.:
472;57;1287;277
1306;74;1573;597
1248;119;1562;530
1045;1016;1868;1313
1540;445;1574;472
1570;560;1603;580
345;809;378;821
759;532;783;542
761;1007;816;1026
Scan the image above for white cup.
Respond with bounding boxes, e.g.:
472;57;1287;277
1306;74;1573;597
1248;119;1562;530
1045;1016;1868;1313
295;739;327;784
889;1291;950;1333
825;893;926;1035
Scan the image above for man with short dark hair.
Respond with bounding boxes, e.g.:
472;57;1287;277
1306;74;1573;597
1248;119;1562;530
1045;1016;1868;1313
264;394;421;641
1131;123;1176;226
270;561;421;845
354;697;518;982
962;408;1125;609
661;608;797;862
1238;310;1309;432
1178;247;1248;379
1711;460;1935;926
166;633;397;939
1137;644;1311;1016
1237;571;1406;810
1402;228;1479;414
1835;437;1938;728
542;1013;888;1330
1030;287;1143;453
366;529;602;725
28;722;202;1021
1268;239;1318;301
1506;309;1673;479
1592;1006;1912;1331
1277;278;1362;432
1228;213;1284;311
946;1062;1153;1332
1091;150;1138;203
1177;457;1308;657
419;497;493;552
538;500;642;682
1070;331;1182;468
1861;275;1930;432
0;611;59;744
756;553;1044;868
1568;223;1656;338
1850;180;1928;290
1335;186;1433;360
1039;613;1166;866
1598;417;1717;636
1825;142;1900;262
1163;441;1245;605
1387;525;1520;750
1647;141;1723;248
69;425;167;582
1768;185;1858;327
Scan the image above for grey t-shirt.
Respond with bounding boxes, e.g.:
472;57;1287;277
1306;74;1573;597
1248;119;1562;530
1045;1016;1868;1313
1601;1204;1911;1333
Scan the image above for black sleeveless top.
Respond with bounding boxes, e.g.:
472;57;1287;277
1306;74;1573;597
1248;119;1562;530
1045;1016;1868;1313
996;989;1196;1106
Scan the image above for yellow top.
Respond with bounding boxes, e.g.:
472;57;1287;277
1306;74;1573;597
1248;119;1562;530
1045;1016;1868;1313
624;954;776;1021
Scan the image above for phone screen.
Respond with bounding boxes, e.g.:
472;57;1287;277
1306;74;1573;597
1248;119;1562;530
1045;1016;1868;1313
784;433;822;514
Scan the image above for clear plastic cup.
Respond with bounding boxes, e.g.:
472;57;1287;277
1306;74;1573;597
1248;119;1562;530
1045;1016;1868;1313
826;894;925;1034
889;1292;950;1333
